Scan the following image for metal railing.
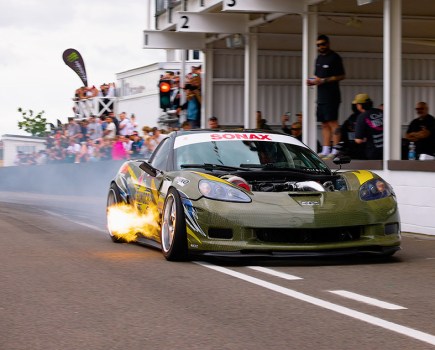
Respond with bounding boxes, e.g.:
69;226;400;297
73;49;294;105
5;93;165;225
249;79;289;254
155;0;181;15
72;97;117;119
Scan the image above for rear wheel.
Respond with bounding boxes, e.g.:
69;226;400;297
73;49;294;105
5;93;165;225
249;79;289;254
161;188;188;261
106;183;127;243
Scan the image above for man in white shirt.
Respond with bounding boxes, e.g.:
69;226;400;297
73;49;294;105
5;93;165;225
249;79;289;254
66;138;81;163
118;112;134;136
103;116;116;140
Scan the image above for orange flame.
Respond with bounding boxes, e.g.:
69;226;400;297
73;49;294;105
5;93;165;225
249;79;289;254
107;202;160;242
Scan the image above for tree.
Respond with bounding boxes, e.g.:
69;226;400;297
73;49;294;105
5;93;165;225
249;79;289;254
17;108;48;137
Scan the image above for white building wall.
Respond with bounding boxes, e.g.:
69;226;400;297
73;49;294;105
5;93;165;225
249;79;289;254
2;136;46;167
212;50;435;128
115;51;434;131
376;170;435;236
117;94;161;129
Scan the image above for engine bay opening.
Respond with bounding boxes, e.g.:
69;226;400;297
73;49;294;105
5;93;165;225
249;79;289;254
221;172;348;192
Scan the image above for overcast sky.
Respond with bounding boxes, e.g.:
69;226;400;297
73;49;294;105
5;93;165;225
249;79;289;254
0;0;165;137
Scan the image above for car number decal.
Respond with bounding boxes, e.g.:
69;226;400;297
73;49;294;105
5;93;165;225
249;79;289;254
174;177;190;187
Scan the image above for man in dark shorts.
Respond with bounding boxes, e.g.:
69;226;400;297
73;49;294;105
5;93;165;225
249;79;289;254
307;35;345;158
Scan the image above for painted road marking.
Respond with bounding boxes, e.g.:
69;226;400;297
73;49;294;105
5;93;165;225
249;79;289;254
44;210;107;234
247;266;302;280
329;290;407;310
195;261;435;347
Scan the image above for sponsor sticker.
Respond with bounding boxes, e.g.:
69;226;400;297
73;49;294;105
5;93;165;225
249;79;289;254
174;132;305;149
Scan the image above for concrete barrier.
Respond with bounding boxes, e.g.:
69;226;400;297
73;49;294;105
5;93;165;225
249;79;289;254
0;160;125;196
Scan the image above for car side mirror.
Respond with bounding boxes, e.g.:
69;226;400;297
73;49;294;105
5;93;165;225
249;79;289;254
139;161;159;177
333;155;351;165
332;156;352;170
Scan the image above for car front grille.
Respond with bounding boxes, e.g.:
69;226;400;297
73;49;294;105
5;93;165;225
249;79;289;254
255;226;362;244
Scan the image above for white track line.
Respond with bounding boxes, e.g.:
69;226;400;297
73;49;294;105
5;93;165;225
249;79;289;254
247;266;302;280
195;261;435;347
44;210;107;234
329;290;407;310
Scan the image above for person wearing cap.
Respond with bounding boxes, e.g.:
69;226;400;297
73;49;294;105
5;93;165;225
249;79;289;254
338;102;365;159
354;93;384;160
307;34;346;159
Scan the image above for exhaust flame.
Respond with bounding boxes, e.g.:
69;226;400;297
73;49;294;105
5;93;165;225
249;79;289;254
107;202;160;242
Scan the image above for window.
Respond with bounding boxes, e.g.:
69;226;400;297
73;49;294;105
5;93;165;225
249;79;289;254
174;139;329;174
149;137;172;171
17;145;35;154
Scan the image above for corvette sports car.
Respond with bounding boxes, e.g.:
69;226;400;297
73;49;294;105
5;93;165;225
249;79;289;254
106;129;401;261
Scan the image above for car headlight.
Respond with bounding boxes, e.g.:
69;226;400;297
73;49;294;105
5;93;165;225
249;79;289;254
198;180;251;203
359;178;394;201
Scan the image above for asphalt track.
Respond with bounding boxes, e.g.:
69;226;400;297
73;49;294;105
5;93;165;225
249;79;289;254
1;191;435;350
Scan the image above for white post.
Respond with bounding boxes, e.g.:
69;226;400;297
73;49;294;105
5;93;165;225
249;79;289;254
302;5;318;151
244;31;258;129
204;46;214;127
383;0;402;162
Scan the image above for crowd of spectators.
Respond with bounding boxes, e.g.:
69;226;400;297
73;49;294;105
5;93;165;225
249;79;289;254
14;67;202;167
279;96;435;161
13;113;170;166
14;100;434;166
13;61;434;165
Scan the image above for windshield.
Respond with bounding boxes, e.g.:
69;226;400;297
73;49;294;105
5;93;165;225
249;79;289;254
174;138;329;174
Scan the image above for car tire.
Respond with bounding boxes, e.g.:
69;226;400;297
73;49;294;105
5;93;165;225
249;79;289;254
106;183;127;243
161;188;188;261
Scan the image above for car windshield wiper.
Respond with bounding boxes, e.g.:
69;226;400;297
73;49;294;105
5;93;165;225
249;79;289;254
240;163;278;169
240;163;293;170
180;163;251;171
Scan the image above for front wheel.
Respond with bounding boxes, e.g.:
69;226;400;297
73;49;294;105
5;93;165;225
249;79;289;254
161;188;188;261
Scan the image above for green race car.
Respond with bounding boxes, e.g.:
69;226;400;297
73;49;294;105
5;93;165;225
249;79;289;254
106;130;401;261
